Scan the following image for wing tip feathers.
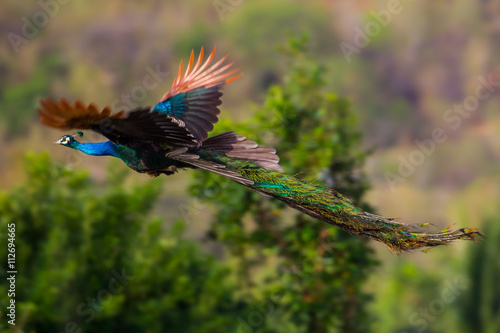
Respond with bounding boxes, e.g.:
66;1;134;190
160;47;240;102
38;97;125;130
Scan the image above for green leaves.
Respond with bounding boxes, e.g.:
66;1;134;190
0;153;249;332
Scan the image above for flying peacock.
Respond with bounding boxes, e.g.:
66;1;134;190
37;48;482;253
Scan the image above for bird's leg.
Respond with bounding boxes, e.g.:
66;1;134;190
147;166;179;177
161;166;179;175
161;166;179;176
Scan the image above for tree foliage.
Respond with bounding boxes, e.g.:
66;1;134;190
0;37;379;333
460;214;500;333
189;36;378;333
0;154;248;332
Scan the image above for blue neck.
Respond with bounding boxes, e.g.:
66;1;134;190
74;141;118;157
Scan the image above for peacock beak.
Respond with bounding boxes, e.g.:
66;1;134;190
53;138;63;145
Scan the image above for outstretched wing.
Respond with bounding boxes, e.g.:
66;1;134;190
152;47;240;143
37;98;197;146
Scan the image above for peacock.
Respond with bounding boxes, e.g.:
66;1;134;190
37;48;482;253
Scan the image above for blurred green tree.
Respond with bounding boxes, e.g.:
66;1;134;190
460;214;500;333
0;154;248;333
188;35;378;333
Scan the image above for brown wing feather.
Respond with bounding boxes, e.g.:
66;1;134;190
159;47;241;102
37;98;125;130
167;149;254;186
202;131;284;173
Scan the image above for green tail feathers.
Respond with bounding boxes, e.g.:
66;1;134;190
209;154;483;253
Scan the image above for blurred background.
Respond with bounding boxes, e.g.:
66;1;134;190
0;0;499;332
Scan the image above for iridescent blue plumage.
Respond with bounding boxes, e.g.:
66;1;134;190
55;135;117;156
152;86;223;143
152;99;174;114
55;135;138;168
73;141;118;157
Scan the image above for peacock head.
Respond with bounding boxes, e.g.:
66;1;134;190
54;131;83;148
54;135;78;148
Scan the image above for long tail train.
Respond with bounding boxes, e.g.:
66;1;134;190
244;168;483;253
173;132;483;253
